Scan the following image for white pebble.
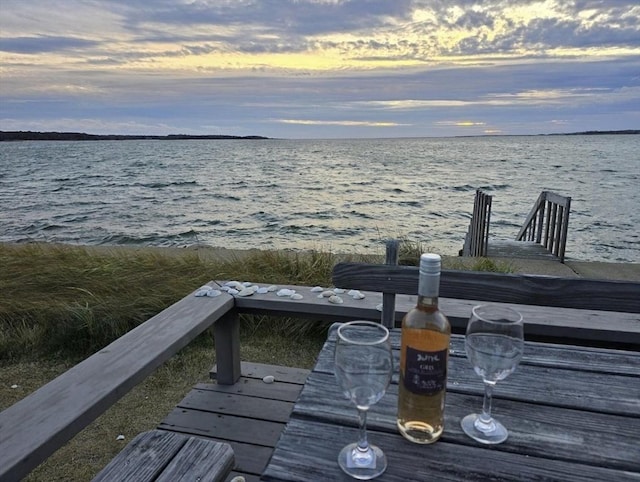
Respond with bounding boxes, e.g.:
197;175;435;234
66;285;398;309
328;295;344;304
320;290;335;297
375;303;383;311
236;288;255;297
10;384;18;389
224;281;244;289
219;285;231;292
242;281;253;287
206;289;222;297
351;291;366;300
227;288;240;295
230;476;246;482
266;285;278;292
333;288;345;294
277;288;296;297
290;293;304;300
116;434;125;441
263;375;275;384
194;287;212;297
310;286;324;292
256;287;269;294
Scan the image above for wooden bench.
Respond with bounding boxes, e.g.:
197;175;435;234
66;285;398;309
92;430;234;482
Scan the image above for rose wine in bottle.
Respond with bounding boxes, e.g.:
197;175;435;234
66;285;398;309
397;253;451;444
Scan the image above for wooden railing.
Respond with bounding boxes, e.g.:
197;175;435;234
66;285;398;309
461;189;492;257
516;191;571;262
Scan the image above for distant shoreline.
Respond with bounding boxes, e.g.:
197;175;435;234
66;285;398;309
0;130;638;142
0;131;270;141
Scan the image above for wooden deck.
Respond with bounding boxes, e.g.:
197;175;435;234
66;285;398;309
157;362;309;482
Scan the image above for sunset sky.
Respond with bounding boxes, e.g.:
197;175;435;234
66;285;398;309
1;0;639;138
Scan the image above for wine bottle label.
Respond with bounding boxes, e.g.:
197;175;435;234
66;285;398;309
403;346;448;395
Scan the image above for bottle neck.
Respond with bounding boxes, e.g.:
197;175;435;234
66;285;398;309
417;273;440;309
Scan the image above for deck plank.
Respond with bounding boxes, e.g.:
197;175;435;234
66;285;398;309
158;363;308;481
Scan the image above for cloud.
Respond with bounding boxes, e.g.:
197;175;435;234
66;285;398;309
0;1;638;137
0;36;100;54
276;119;410;127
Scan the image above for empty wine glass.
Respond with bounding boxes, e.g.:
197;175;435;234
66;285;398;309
334;321;393;480
461;304;524;444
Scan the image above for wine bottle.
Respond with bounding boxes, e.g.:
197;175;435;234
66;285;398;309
397;253;451;444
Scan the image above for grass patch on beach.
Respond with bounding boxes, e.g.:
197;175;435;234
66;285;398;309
0;241;514;480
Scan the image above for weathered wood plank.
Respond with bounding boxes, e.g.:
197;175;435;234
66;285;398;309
332;262;640;313
92;430;234;482
0;289;235;482
210;361;310;384
176;387;295;423
194;378;304;403
262;418;638;482
159;408;286;447
155;435;234;482
312;333;640;416
92;430;186;482
227;283;640;346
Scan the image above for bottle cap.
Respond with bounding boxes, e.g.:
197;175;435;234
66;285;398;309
419;253;441;276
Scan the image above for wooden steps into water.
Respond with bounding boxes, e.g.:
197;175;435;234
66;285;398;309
487;239;560;261
157;362;309;482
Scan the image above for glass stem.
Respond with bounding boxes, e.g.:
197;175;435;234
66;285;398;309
357;408;369;452
480;381;495;424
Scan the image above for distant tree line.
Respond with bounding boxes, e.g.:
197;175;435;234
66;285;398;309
0;131;270;141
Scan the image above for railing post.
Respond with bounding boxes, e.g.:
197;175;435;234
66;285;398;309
213;311;241;385
382;239;399;328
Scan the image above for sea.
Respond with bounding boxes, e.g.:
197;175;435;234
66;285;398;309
1;135;638;263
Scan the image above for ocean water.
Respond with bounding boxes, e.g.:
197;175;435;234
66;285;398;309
0;135;638;263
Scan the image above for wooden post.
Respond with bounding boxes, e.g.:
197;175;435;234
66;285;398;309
213;311;241;385
382;239;399;328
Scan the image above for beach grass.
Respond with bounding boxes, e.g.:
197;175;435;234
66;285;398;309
0;241;514;480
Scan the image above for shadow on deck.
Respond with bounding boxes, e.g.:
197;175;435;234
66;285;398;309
157;362;309;482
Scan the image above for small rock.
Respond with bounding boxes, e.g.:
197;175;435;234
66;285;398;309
227;288;240;295
320;290;335;297
10;384;18;389
277;288;296;297
230;476;246;482
116;434;125;441
333;288;345;294
310;286;324;292
224;281;244;289
328;295;344;304
351;291;366;300
266;285;278;292
375;303;383;311
194;286;213;297
236;287;255;297
290;293;303;300
263;375;275;384
256;286;270;294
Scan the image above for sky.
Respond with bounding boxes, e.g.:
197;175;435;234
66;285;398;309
1;0;639;139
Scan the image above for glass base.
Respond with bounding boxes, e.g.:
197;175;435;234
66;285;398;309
461;413;509;444
338;442;387;480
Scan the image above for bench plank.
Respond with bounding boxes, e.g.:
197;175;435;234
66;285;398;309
332;262;640;313
92;430;234;482
227;283;640;346
0;289;234;482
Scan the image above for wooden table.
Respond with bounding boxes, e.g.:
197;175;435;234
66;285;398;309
262;325;640;481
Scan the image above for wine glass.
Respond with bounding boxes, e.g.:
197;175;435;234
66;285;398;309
334;321;393;480
461;304;524;444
